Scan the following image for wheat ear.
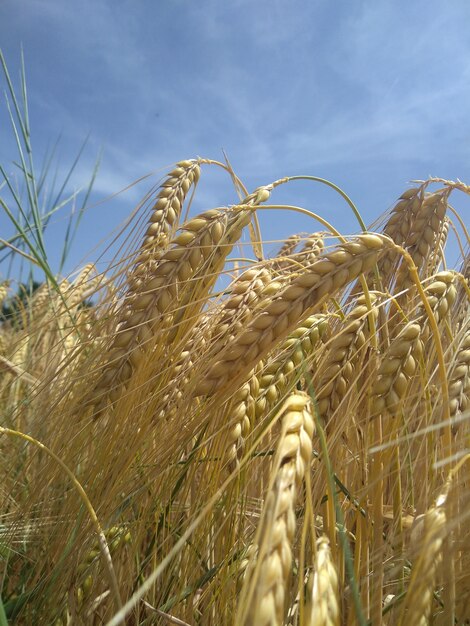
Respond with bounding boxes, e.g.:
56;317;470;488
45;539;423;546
426;216;449;275
382;187;422;243
195;234;386;397
256;314;329;416
272;233;301;268
224;372;259;467
206;266;277;356
239;392;314;626
422;270;458;325
88;208;248;407
272;232;326;273
370;321;423;416
394;190;450;295
296;232;326;265
398;501;447;625
0;281;9;305
315;294;378;421
306;536;340;626
88;187;271;409
374;186;423;285
131;159;201;278
447;325;470;420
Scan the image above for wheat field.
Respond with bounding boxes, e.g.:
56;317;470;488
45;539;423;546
0;158;469;625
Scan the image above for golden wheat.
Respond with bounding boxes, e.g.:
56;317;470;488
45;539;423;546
1;161;468;626
194;234;387;397
238;392;314;626
307;536;340;626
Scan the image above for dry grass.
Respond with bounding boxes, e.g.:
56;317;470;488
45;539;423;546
0;160;469;625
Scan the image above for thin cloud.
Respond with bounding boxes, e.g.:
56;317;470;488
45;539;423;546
1;0;469;273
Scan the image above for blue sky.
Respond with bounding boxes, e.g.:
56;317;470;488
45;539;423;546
0;0;469;277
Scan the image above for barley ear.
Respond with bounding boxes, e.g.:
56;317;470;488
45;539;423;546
237;392;314;626
398;503;446;626
306;536;340;626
